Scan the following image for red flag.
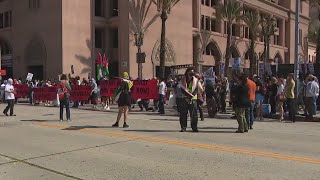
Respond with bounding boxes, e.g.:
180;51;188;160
103;54;109;67
96;53;103;65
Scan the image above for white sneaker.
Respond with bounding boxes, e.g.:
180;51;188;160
106;107;110;110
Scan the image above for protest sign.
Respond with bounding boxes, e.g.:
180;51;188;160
14;84;29;98
26;73;33;81
131;80;159;100
33;87;57;101
232;57;241;70
204;67;216;85
70;85;91;101
220;63;225;76
265;63;272;76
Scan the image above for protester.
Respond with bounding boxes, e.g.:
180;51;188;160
72;76;81;108
3;78;16;116
158;77;167;115
305;75;319;121
112;72;133;128
254;76;264;121
285;73;295;123
178;67;203;132
219;77;228;113
205;79;217;118
58;74;72;121
269;77;278;115
90;78;99;109
234;74;249;133
195;73;205;121
276;78;285;121
246;75;256;129
0;80;7;103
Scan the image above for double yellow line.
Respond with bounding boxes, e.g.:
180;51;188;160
33;122;320;165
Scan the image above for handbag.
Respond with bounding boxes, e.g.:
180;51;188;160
114;91;121;102
58;84;67;100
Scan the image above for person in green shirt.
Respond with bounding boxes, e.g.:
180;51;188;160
285;73;295;122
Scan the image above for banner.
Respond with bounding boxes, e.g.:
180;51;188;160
131;80;159;100
265;63;272;76
70;85;91;101
100;79;121;97
14;84;29;98
204;67;216;86
100;79;159;99
26;73;33;81
220;63;225;76
33;87;57;101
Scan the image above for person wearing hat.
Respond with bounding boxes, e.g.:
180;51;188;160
112;72;133;128
3;78;16;116
305;75;319;121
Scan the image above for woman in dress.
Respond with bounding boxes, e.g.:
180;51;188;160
112;72;133;128
277;78;285;121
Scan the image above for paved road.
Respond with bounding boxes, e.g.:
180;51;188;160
0;104;319;180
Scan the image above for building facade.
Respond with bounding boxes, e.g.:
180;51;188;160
0;0;311;80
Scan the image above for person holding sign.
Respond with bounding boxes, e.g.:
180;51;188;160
3;78;16;116
58;74;72;121
112;72;133;128
178;67;203;132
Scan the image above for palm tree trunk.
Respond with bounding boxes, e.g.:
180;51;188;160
224;24;232;77
249;34;256;76
316;26;320;64
159;11;168;79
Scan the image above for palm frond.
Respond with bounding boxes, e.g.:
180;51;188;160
242;11;261;38
216;0;242;23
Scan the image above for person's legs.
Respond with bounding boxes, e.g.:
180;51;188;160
245;107;250;129
313;96;317;115
220;92;226;112
190;101;199;132
235;108;244;132
249;102;255;129
66;97;71;120
9;99;14;115
179;99;188;131
158;94;165;114
197;100;204;121
123;106;129;128
278;101;284;121
138;101;144;111
241;108;248;132
113;106;124;127
59;101;64;120
287;98;295;122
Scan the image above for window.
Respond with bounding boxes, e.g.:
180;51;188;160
243;26;249;39
95;0;104;17
201;0;205;5
29;0;40;9
299;29;302;45
205;0;210;6
95;28;104;49
111;0;118;17
201;15;204;30
205;16;210;31
211;0;216;7
211;18;216;32
274;35;279;45
0;11;12;28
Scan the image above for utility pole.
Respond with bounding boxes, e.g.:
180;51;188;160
294;0;300;97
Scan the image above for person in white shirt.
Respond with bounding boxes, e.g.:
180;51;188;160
158;78;167;114
3;78;16;116
276;78;285;121
305;75;319;120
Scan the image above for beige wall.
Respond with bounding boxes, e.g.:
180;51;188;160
62;0;92;79
9;0;62;80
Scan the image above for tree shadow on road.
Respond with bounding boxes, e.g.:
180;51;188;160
198;127;237;130
62;125;113;131
20;119;61;122
124;129;178;133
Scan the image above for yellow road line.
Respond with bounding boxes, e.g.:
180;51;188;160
33;122;320;165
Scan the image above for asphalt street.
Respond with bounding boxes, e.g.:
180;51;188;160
0;104;319;180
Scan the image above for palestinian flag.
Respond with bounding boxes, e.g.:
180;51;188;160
103;54;110;78
96;53;103;80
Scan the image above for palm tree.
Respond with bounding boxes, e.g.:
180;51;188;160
216;0;242;77
307;0;320;63
152;0;180;79
129;0;160;79
260;15;277;66
242;11;261;76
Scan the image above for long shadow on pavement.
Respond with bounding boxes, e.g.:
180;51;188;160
20;119;61;122
62;125;114;131
124;129;236;133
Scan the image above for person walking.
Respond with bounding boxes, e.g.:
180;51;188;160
205;79;217;118
178;67;203;132
234;74;250;133
158;78;167;114
58;74;72;121
285;73;295;123
112;72;133;128
90;78;99;109
3;78;16;116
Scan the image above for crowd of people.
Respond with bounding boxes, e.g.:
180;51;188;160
1;67;319;133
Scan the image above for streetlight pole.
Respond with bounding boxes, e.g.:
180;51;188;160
134;32;144;79
294;0;300;97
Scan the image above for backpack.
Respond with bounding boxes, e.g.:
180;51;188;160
58;83;69;100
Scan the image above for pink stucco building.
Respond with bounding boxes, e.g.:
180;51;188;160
0;0;311;80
